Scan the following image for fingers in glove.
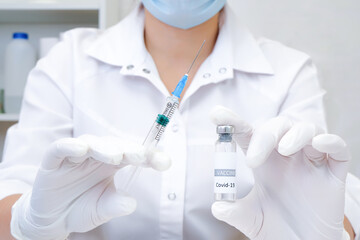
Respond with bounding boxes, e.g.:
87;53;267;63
79;135;171;171
211;189;263;239
42;138;89;170
97;181;137;221
246;117;292;168
278;122;319;156
146;150;171;171
210;105;253;151
66;179;137;233
122;148;171;171
59;135;145;167
312;134;350;181
78;135;150;167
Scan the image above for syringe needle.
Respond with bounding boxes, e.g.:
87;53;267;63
186;40;206;74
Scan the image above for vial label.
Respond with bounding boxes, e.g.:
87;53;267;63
214;152;237;194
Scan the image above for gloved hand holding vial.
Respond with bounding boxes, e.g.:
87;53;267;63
210;105;352;240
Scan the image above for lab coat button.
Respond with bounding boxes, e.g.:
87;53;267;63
168;193;176;200
203;73;211;78
219;67;227;74
172;124;179;132
143;68;151;74
126;65;134;70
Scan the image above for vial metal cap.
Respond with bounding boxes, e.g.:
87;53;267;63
217;125;235;134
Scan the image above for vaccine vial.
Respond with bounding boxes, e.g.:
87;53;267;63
214;125;237;201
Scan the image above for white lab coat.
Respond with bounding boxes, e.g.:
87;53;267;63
0;4;359;240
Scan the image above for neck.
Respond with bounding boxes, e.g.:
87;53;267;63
144;9;219;92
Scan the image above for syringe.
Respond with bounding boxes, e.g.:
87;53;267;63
123;40;206;191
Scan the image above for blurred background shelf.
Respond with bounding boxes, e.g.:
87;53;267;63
0;0;125;160
0;0;99;10
0;114;19;122
0;10;99;24
0;0;123;28
0;0;100;24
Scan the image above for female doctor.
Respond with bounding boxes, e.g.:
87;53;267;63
0;0;358;239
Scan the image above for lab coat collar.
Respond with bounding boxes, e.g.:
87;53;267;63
85;5;148;67
180;5;274;104
214;4;274;75
85;4;274;76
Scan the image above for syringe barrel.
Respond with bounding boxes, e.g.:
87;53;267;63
142;122;160;149
162;95;179;120
143;95;179;148
155;95;179;140
123;95;179;191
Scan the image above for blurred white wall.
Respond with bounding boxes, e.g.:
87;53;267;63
119;0;360;177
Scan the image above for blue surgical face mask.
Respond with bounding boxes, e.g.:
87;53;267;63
142;0;226;30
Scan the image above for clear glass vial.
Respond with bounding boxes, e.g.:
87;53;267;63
214;125;237;201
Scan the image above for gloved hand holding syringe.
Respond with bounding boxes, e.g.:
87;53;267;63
123;40;206;191
10;40;206;240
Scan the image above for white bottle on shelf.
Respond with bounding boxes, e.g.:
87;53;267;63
4;32;36;114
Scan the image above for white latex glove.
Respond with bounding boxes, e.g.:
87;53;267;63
210;106;351;240
11;135;171;240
